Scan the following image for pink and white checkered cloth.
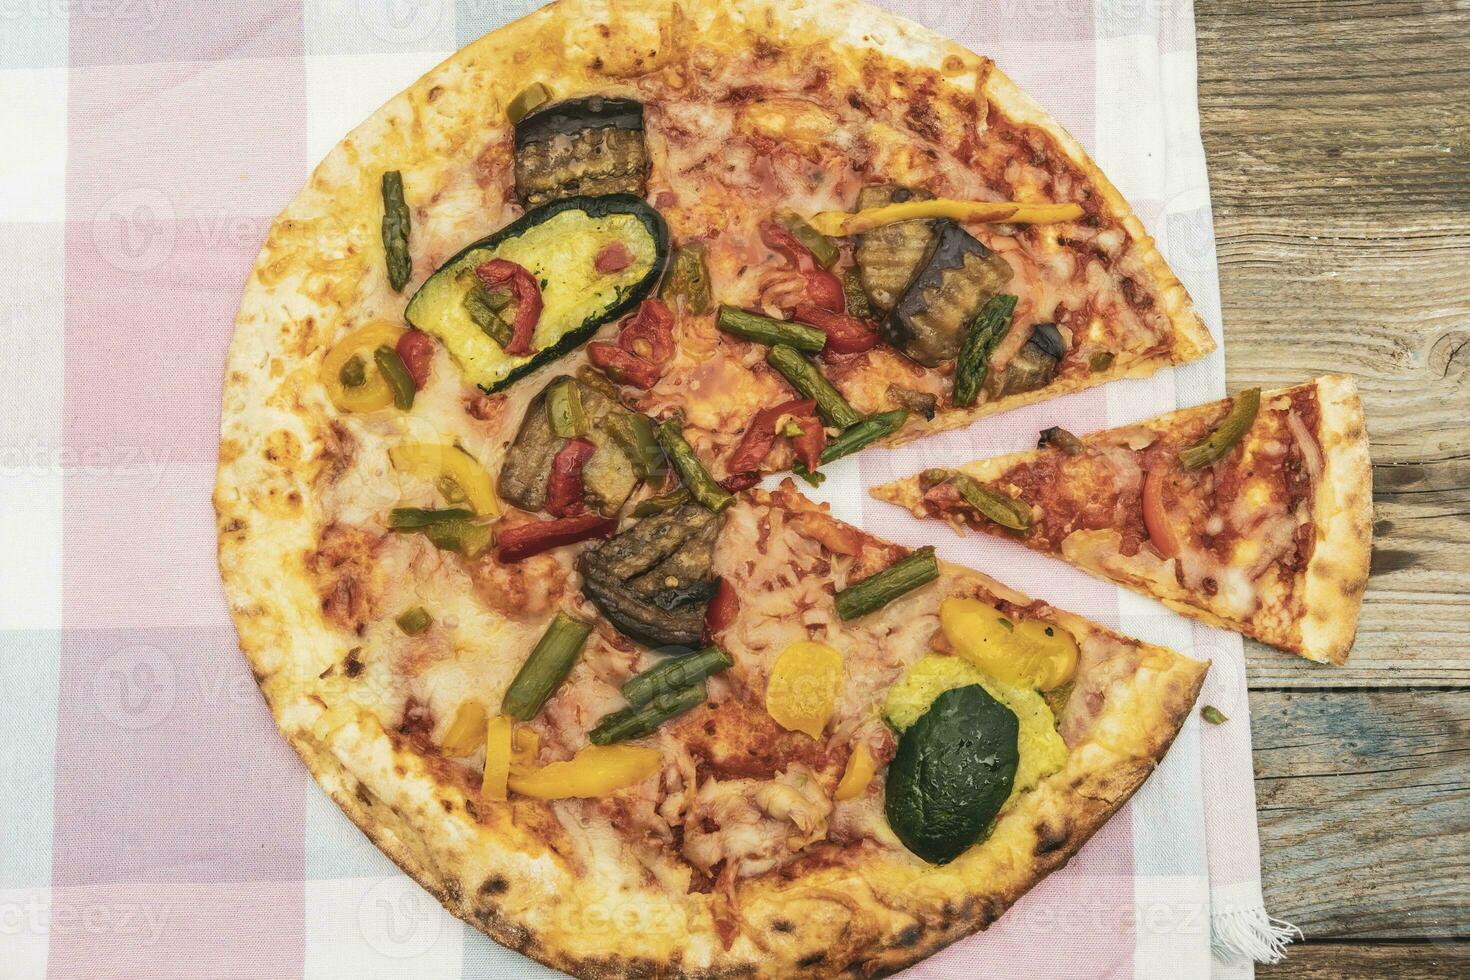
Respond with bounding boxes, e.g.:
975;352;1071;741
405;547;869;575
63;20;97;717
0;1;1292;976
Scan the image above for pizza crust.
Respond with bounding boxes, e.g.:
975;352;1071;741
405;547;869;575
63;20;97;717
1297;374;1373;664
215;0;1215;974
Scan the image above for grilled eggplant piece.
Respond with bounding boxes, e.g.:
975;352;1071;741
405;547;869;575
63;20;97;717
854;185;938;312
578;503;720;649
499;375;643;515
882;222;1014;367
514;96;650;207
998;322;1066;397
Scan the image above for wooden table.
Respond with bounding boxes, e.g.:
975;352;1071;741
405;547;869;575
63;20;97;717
1195;1;1470;974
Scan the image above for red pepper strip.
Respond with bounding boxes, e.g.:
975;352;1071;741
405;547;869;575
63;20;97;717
475;259;543;356
790;304;879;356
394;329;435;389
618;298;675;365
787;413;826;472
759;223;845;313
1141;464;1181;560
587;342;663;389
727;398;818;473
719;472;761;493
545;437;597;517
495;513;617;564
705;578;740;637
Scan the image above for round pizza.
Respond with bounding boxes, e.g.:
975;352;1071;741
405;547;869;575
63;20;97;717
216;0;1247;974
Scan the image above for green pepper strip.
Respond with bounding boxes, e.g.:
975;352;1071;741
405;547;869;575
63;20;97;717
632;487;691;517
621;647;732;707
765;344;863;428
374;346;415;410
501;612;593;721
841;269;873;320
834;546;939;621
464;285;513;347
380;170;412;292
654;419;733;513
660;242;712;315
589;681;708;745
716;307;827;355
950;472;1033;532
395;607;432;636
777;210;839;267
339;355;367;388
506;82;552;124
1179;387;1261;471
952;294;1017;408
546;378;588;438
604;411;665;480
387;508;492;558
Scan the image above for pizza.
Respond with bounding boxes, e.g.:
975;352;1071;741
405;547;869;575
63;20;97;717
213;0;1240;973
873;376;1373;664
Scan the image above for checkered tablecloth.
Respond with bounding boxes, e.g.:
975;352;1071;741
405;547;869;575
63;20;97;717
0;1;1289;976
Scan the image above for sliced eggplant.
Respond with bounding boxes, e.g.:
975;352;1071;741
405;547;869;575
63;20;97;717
999;322;1065;397
882;222;1014;367
405;195;668;393
499;375;642;515
514;97;650;207
854;185;938;312
578;503;720;650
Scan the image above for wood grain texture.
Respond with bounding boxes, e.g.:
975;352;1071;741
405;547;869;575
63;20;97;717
1196;0;1470;687
1251;690;1470;939
1258;942;1470;980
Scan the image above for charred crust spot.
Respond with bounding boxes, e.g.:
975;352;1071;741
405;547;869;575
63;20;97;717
343;647;364;678
797;951;826;968
770;918;794;934
355;783;373;807
464;799;480;821
1034;818;1071;855
318;664;335;679
481;875;509;896
896;924;924;947
440;798;454;813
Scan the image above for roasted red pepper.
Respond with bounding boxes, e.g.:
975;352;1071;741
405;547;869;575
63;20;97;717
586;298;674;389
1142;464;1181;560
719;471;761;493
790;304;879;356
726;398;824;479
394;329;435;389
760;223;846;313
705;578;740;637
495;513;617;564
787;414;826;471
545;437;597;517
475;259;543;356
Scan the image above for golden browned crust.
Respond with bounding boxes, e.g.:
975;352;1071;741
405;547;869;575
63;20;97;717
872;375;1374;665
216;0;1215;974
1298;374;1373;664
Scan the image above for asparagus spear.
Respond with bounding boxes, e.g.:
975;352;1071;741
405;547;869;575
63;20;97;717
660;242;713;314
654;419;733;513
621;647;733;707
717;307;826;355
589;680;708;745
501;613;594;721
950;471;1033;532
380;170;412;292
952;294;1018;408
834;546;939;621
765;345;863;428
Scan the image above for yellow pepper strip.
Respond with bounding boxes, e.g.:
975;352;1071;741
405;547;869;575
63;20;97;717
939;596;1079;691
440;701;487;757
509;725;540;772
507;744;661;799
806;199;1086;237
320;320;407;413
389;442;500;517
481;714;515;803
834;742;876;802
765;641;844;740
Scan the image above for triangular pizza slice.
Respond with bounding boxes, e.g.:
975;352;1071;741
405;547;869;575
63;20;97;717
873;375;1372;663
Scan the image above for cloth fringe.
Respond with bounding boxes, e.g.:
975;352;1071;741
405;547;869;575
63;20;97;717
1211;907;1301;965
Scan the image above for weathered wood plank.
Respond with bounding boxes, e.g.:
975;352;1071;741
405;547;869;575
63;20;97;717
1251;690;1470;940
1196;0;1470;686
1259;942;1470;980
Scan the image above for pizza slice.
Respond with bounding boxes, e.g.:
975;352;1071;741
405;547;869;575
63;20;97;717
872;375;1373;664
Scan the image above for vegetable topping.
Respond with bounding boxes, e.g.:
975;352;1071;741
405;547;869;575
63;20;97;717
513;96;649;207
508;744;661;799
1179;387;1261;470
660;241;712;315
952;294;1017;408
545;437;597;517
789;304;880;357
765;345;862;428
726;398;823;479
759;221;845;312
501;612;593;720
939;597;1078;691
808;197;1086;236
320;321;406;413
474;258;543;356
388;507;494;559
394;329;434;389
834;546;939;621
716;306;826;355
765;641;844;740
390;442;500;516
883;221;1013;368
587;298;675;389
654;418;734;513
380;170;412;292
495;513;617;564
